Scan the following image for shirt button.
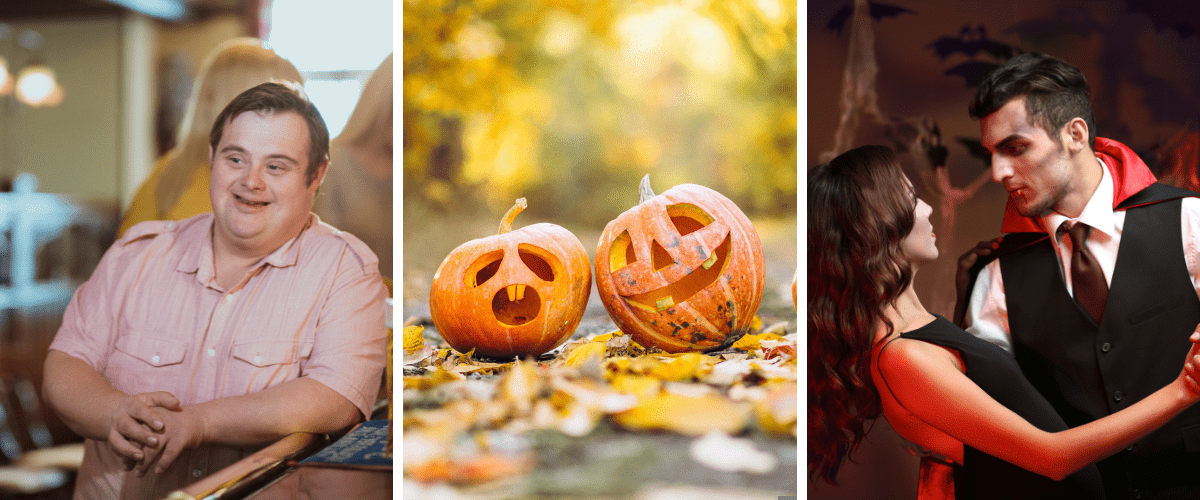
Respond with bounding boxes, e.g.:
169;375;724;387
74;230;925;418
225;294;234;302
151;355;160;364
254;355;262;364
1134;490;1142;499
192;469;203;478
207;348;216;357
1101;342;1111;353
1114;391;1124;401
167;222;176;230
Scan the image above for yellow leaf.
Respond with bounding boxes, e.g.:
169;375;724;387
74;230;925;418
609;375;662;400
649;353;713;382
613;392;750;436
404;325;425;355
403;325;435;365
730;332;786;352
498;361;541;414
564;341;607;367
754;383;798;436
750;315;763;332
404;368;466;390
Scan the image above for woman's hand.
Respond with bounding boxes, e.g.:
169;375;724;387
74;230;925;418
952;236;1003;325
1180;330;1200;398
1176;328;1200;403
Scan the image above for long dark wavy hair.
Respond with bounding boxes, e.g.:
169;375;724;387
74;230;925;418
808;145;918;485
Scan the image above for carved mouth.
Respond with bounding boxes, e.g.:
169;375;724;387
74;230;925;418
493;285;540;326
621;234;731;312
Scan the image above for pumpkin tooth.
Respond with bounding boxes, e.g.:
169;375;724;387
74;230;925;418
702;251;719;270
516;284;526;301
507;285;517;302
655;296;675;311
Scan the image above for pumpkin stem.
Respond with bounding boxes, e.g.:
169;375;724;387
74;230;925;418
498;198;528;234
638;174;655;204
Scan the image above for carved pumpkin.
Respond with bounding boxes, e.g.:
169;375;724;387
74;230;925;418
430;198;592;358
594;176;765;352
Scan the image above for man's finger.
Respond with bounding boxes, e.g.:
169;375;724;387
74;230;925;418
117;411;162;448
107;428;146;466
134;438;165;478
152;440;186;475
125;401;166;432
142;392;182;412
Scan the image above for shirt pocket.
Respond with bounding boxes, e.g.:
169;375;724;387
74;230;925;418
110;333;192;395
232;339;314;367
115;334;190;367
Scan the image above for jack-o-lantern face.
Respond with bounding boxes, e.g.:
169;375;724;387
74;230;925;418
595;176;765;353
430;199;592;359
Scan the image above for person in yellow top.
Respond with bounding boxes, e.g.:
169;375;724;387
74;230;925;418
312;54;392;279
120;38;303;235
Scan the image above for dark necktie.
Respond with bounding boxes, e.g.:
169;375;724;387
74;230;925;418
1060;221;1108;323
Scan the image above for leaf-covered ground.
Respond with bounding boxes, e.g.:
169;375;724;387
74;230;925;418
402;312;797;500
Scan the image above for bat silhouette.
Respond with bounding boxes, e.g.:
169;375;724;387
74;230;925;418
1126;0;1200;39
1004;13;1099;45
928;25;1015;60
944;60;1005;87
826;1;917;34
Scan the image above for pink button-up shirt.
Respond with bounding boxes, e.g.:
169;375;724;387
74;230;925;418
50;212;387;500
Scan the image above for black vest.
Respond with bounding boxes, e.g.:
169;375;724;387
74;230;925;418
997;183;1200;499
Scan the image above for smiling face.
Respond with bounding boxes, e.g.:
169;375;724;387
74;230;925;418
594;183;765;353
209;110;326;256
980;96;1075;218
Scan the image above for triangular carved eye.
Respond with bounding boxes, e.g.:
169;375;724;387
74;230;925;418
666;203;713;236
466;250;504;287
518;244;556;281
608;230;636;271
651;239;673;271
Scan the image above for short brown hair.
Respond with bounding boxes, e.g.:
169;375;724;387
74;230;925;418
969;52;1096;150
209;81;330;185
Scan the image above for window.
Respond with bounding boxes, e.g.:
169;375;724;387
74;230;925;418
264;0;392;138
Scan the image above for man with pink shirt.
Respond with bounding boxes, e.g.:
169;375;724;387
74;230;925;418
41;81;388;499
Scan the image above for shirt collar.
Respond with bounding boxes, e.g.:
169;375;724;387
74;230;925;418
1043;156;1117;239
177;213;313;281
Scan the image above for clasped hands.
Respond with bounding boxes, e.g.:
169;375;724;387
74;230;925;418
106;392;206;477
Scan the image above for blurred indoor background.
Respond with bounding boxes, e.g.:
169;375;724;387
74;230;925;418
0;0;390;496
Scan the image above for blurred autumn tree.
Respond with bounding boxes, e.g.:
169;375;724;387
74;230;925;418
403;0;796;227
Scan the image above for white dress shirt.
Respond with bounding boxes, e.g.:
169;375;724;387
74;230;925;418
965;157;1200;352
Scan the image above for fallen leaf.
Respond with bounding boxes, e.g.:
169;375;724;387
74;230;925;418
404;325;435;365
406;451;536;484
498;360;542;415
752;382;798;434
564;341;606;367
648;353;715;382
609;375;662;400
688;431;778;474
613;392;750;436
730;332;786;352
404;368;466;390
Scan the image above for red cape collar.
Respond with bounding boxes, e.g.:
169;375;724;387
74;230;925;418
999;137;1158;233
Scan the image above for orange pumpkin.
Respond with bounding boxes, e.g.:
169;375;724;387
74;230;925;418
430;198;592;358
594;176;765;352
792;270;798;311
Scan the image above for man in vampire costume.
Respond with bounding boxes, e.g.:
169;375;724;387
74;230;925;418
960;52;1200;499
